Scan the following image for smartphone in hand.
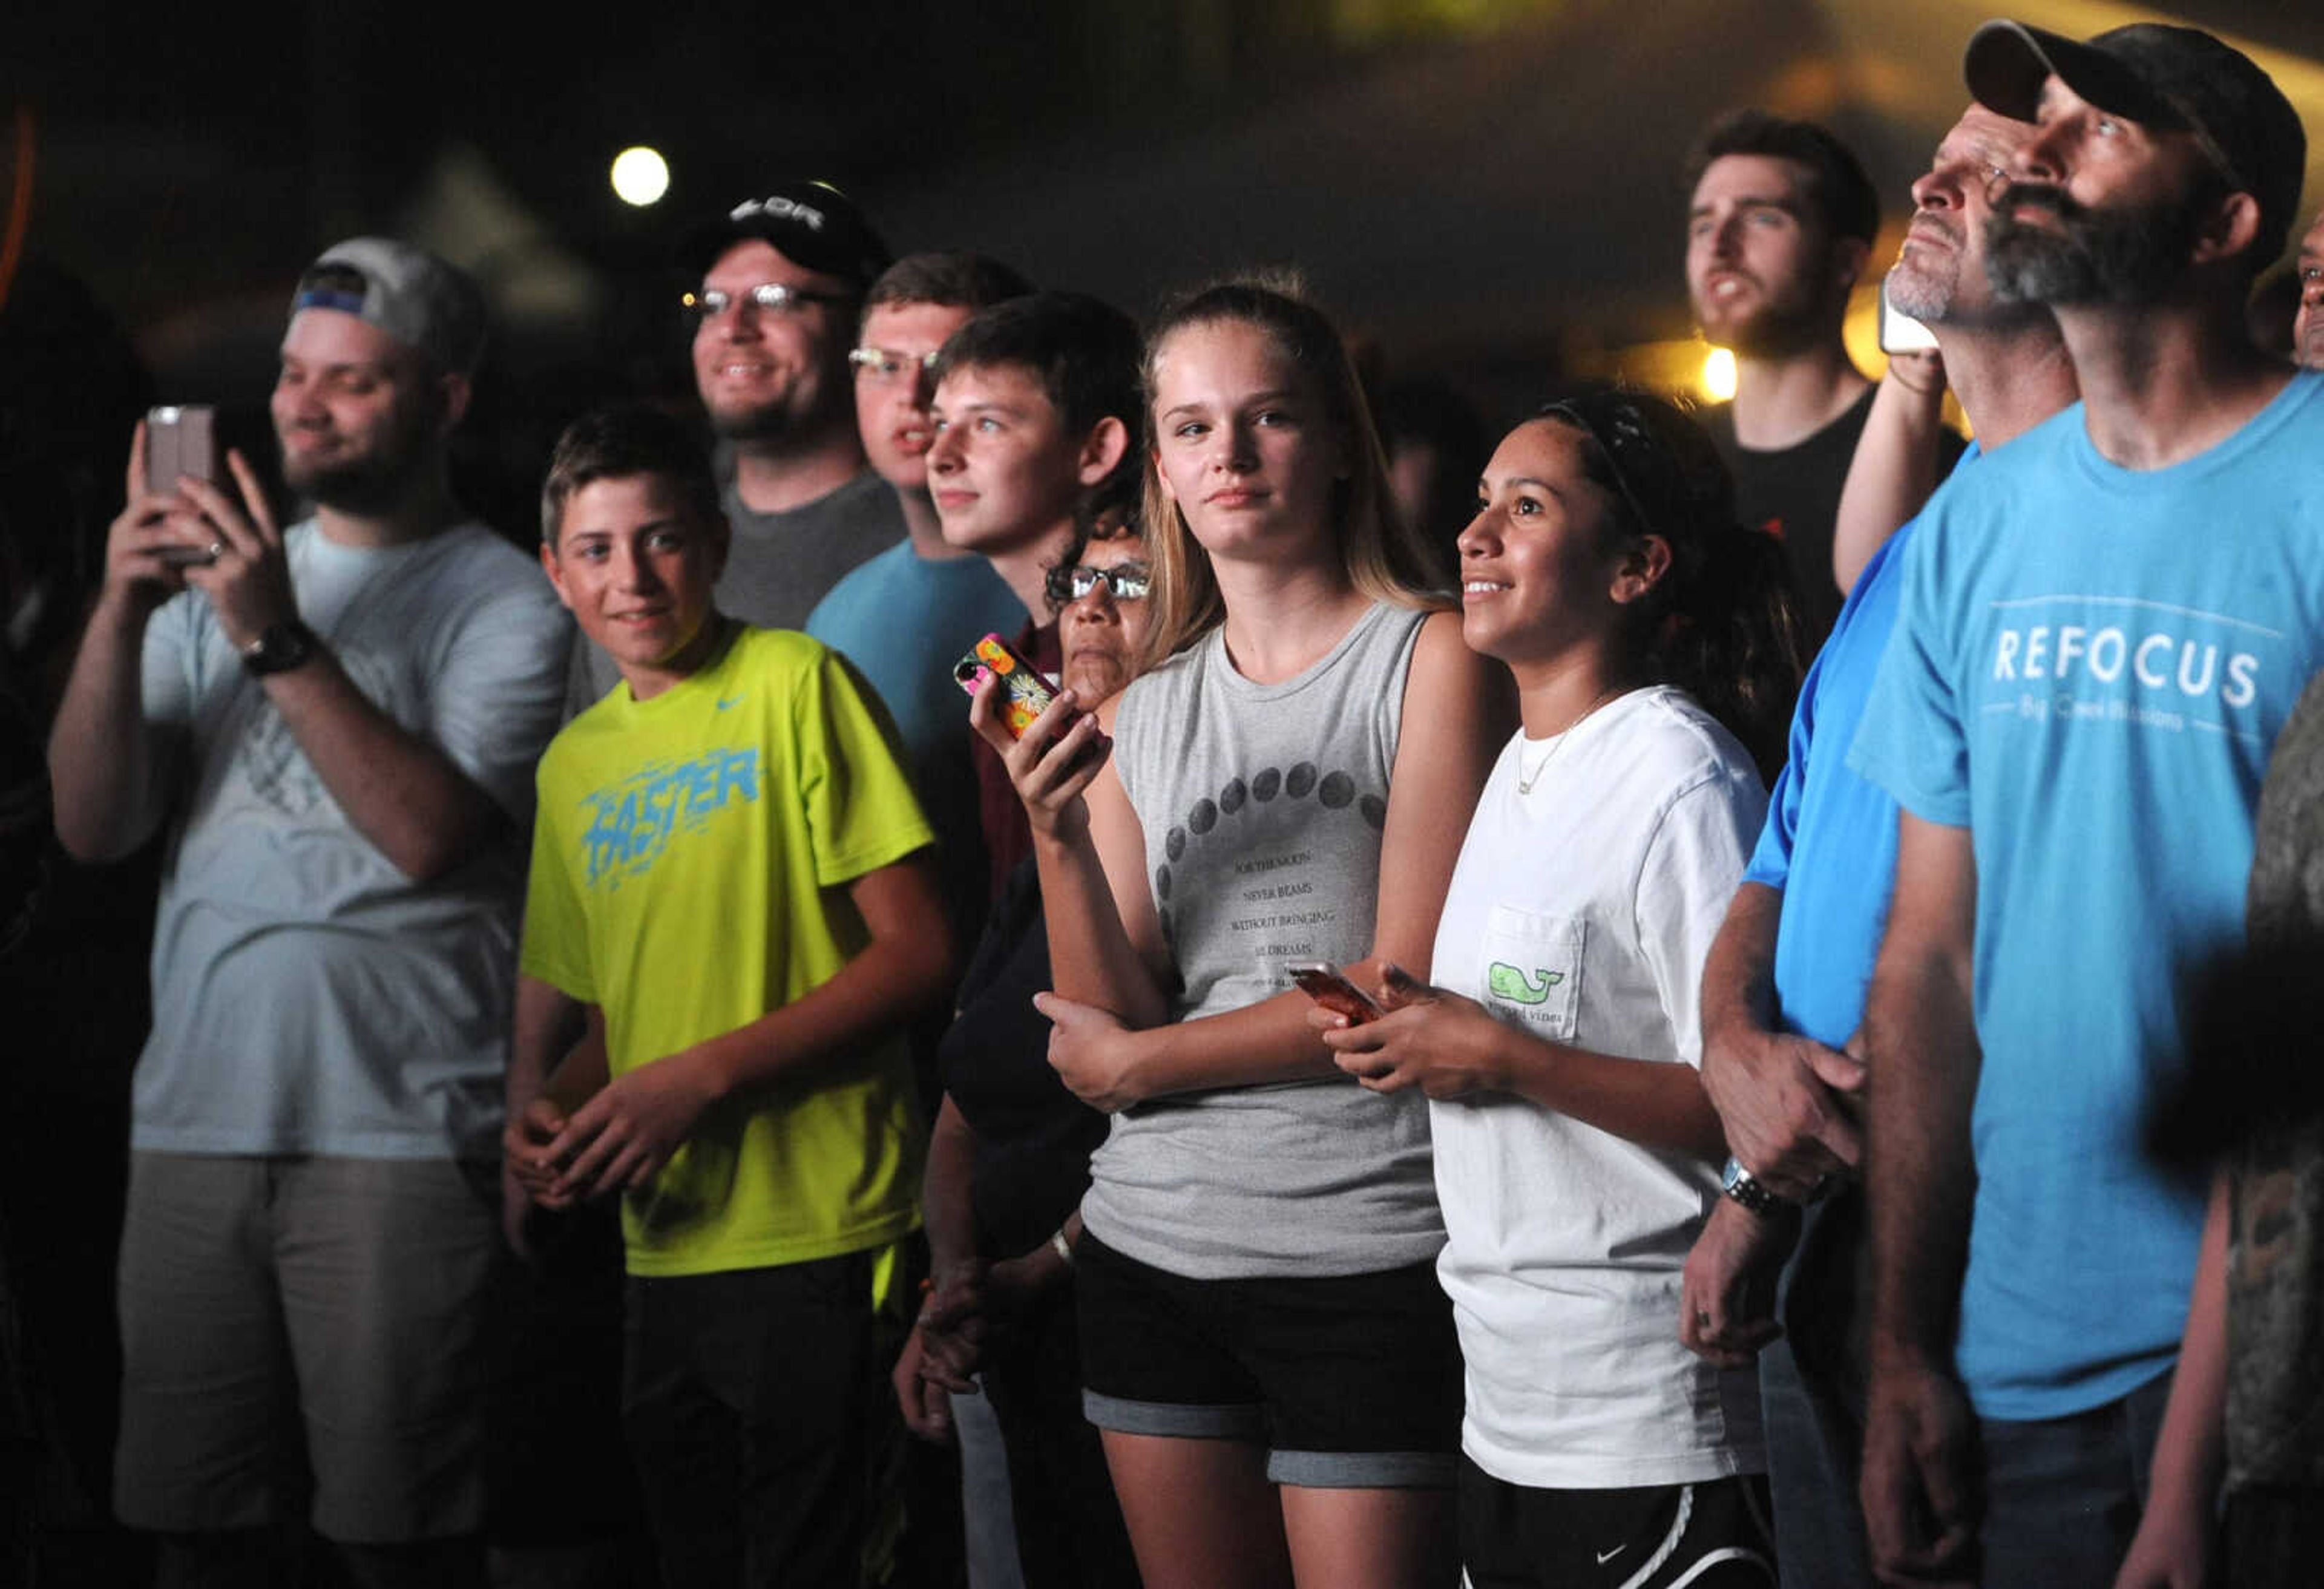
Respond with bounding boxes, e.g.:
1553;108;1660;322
1877;276;1939;355
954;632;1066;738
147;405;223;566
1287;960;1384;1025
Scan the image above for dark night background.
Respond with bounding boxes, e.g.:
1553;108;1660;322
4;0;2321;1580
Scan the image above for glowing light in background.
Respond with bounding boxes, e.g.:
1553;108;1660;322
611;146;670;208
1700;347;1737;404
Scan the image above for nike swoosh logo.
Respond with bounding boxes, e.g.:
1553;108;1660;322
716;697;741;710
1595;1545;1626;1565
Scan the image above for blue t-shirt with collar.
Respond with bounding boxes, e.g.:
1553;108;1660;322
1745;444;1978;1052
1849;372;2324;1421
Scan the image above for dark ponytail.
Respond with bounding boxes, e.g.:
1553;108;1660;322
1652;518;1802;784
1540;387;1804;784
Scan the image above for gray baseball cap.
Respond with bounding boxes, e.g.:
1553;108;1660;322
290;238;488;375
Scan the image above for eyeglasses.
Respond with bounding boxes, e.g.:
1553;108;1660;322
1044;563;1152;607
682;283;853;324
849;347;942;385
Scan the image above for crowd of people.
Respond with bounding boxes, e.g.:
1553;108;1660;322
11;11;2324;1589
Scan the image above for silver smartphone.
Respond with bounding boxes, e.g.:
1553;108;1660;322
1877;277;1939;355
147;405;222;566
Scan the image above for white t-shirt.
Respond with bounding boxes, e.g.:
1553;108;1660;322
134;520;572;1160
1430;686;1767;1489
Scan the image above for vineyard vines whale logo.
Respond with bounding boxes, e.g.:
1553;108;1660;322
1488;963;1562;1005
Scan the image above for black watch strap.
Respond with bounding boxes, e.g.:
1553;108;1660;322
242;620;319;677
1721;1156;1796;1217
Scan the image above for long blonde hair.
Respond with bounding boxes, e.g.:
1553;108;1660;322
1137;278;1443;670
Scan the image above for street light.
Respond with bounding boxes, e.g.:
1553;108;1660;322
611;146;670;208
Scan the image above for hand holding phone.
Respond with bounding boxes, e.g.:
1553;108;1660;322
146;405;223;566
1877;276;1940;356
954;632;1064;738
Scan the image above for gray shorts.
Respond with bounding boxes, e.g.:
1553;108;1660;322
113;1152;502;1543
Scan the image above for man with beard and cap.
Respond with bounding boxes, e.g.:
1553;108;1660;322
45;239;571;1586
567;179;906;704
1842;20;2319;1585
1684;111;1965;649
1677;101;2078;1589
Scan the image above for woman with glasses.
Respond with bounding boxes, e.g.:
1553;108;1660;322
900;510;1151;1588
1315;390;1800;1588
974;279;1506;1589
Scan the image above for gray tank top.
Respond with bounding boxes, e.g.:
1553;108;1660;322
1089;600;1445;1279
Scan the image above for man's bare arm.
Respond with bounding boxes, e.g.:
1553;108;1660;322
48;427;206;860
1858;812;1981;1583
175;463;507;883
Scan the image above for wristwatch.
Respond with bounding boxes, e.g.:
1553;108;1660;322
1721;1156;1796;1217
243;620;319;677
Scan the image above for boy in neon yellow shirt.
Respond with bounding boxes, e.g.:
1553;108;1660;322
508;405;949;1586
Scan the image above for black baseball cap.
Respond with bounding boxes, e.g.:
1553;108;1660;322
1964;21;2307;265
678;179;892;290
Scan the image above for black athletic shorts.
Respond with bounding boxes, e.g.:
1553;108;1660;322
1459;1458;1777;1588
1074;1231;1461;1489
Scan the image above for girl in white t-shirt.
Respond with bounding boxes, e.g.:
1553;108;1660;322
1316;390;1801;1588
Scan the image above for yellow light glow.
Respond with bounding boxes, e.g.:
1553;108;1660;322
611;146;671;208
1701;347;1738;404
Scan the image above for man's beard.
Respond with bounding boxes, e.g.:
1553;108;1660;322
282;399;436;515
705;393;799;445
704;370;841;450
1697;285;1829;360
2296;308;2324;375
1888;217;1966;323
1985;182;2203;307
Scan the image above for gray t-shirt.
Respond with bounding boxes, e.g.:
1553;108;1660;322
569;468;905;707
1091;601;1445;1279
136;520;573;1160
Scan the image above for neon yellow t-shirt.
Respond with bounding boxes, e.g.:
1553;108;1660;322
522;625;935;1276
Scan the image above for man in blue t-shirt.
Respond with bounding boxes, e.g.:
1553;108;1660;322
1680;100;2076;1588
1845;21;2315;1585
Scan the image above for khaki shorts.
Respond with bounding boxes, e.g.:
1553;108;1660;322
113;1152;501;1543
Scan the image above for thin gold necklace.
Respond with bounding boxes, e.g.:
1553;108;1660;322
1516;686;1623;795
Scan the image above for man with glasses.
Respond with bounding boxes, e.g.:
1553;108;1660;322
809;254;1032;951
569;180;905;704
1679;101;2077;1588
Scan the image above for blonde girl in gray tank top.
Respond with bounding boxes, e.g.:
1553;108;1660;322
971;281;1508;1587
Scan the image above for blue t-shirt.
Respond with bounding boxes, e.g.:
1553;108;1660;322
807;539;1026;922
1745;445;1978;1050
1850;373;2324;1420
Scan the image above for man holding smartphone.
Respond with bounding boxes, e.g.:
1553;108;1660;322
1680;100;2078;1588
47;238;570;1587
1850;23;2317;1582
